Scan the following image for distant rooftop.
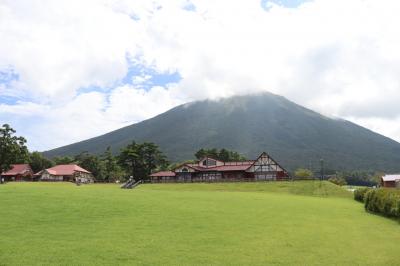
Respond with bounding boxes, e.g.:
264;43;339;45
382;175;400;182
1;164;32;176
43;164;91;176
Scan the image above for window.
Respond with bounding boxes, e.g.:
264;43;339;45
203;159;217;167
255;173;275;181
199;172;221;180
182;168;188;172
255;165;276;172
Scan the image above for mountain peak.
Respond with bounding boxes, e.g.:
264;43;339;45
44;93;400;172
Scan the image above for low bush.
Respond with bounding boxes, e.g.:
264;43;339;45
364;189;400;218
329;176;347;186
354;187;371;202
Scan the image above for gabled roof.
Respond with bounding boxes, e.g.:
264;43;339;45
160;152;288;176
185;164;206;171
210;164;253;171
173;163;199;171
223;161;256;166
248;152;290;174
151;163;252;177
382;175;400;182
199;156;224;163
1;164;33;176
42;165;91;176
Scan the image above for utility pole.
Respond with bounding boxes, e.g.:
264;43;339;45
320;159;324;181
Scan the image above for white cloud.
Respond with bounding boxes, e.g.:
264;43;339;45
0;87;183;150
1;0;400;150
105;84;185;123
0;0;139;100
346;116;400;144
132;74;152;87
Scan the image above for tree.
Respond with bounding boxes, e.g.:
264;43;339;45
101;147;124;182
218;148;231;161
194;148;207;160
168;160;196;171
328;176;347;186
371;172;385;185
118;141;140;180
294;168;314;179
29;152;54;173
118;141;168;181
141;142;169;176
0;124;29;174
53;156;75;165
74;152;104;181
338;170;380;186
194;148;247;162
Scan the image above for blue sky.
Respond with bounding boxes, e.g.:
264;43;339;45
262;0;309;9
0;69;20;104
77;65;181;95
1;0;400;151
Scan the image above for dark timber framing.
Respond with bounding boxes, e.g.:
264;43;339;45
150;152;290;183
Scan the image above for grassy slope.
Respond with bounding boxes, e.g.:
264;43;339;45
0;181;399;265
144;180;352;198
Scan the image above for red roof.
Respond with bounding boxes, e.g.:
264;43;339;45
211;165;252;171
152;152;288;178
185;162;254;172
1;164;33;176
382;175;400;182
150;171;176;177
43;165;91;176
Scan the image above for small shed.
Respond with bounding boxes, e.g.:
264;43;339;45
381;175;400;188
1;164;34;181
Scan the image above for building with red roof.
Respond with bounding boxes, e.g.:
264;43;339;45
150;152;289;183
37;164;94;183
381;174;400;188
1;164;34;181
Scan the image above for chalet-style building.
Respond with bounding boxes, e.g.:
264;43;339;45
36;165;94;183
150;152;289;183
1;164;34;181
381;175;400;188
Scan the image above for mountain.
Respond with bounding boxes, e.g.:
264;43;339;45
43;92;400;172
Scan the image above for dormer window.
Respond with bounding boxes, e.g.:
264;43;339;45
202;158;217;167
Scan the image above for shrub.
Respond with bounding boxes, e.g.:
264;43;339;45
354;187;371;202
364;188;400;218
329;176;347;186
294;168;314;179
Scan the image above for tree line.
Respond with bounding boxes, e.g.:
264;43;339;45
0;124;168;181
293;167;382;186
1;123;383;185
1;124;249;182
47;142;168;182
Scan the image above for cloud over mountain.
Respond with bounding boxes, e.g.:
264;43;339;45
1;0;400;150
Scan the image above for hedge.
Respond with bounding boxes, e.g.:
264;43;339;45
354;187;371;202
364;189;400;218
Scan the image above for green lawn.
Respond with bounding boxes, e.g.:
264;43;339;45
0;181;399;265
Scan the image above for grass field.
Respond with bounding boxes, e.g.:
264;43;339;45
1;181;399;265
